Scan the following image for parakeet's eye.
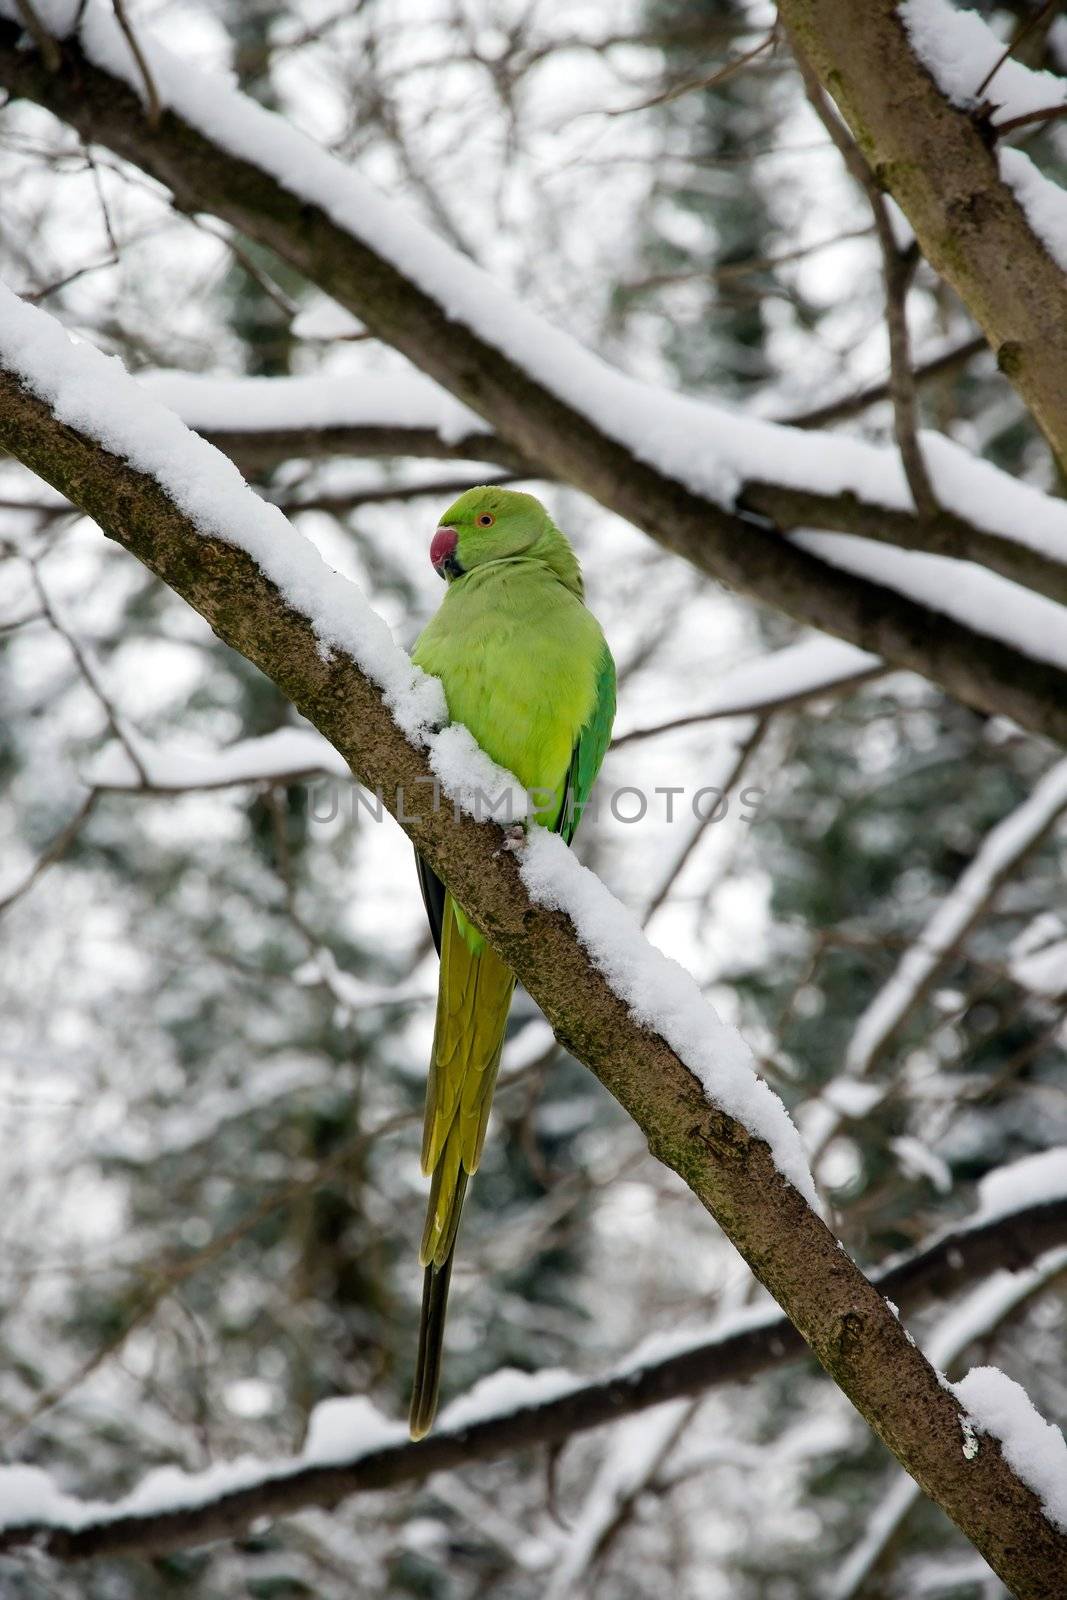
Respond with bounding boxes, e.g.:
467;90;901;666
476;513;495;527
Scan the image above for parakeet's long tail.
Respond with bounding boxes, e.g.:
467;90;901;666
409;895;515;1440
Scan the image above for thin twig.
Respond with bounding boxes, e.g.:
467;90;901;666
186;212;302;320
28;559;151;785
276;472;526;516
24;254;118;303
14;0;60;71
994;100;1067;138
606;27;778;116
797;55;939;521
642;718;767;927
619;225;873;293
0;606;43;632
975;0;1060;99
82;139;121;260
780;335;986;430
611;663;883;749
0;788;99;915
111;0;161;128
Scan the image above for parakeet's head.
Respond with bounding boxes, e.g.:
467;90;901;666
429;486;553;581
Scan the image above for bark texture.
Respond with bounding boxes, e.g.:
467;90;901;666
779;0;1067;468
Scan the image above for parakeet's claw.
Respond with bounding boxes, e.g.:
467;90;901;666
496;822;527;856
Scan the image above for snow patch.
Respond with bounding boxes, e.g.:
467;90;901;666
796;533;1067;676
972;1147;1067;1226
901;0;1067;119
1000;147;1067;275
950;1366;1067;1531
901;1;1067;277
303;1396;405;1465
142;369;488;447
891;1135;953;1194
436;1367;583;1432
427;724;529;826
85;727;350;790
518;828;818;1204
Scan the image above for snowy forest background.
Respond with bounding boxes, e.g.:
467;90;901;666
1;0;1067;1596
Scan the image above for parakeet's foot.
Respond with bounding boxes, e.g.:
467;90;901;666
497;822;527;855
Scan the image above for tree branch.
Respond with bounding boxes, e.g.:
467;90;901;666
3;13;1067;743
2;291;1067;1594
165;383;1067;615
778;0;1067;471
201;420;531;477
779;335;986;430
1;1191;1064;1562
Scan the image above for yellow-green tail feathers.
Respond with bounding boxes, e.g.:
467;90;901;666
409;897;514;1438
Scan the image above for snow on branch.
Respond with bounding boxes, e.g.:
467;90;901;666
140;368;522;474
0;1168;1064;1562
950;1367;1067;1534
4;5;1067;745
971;1146;1067;1227
137;372;1067;620
831;1244;1067;1600
0;28;1065;1584
2;288;1066;1597
136;366;1067;633
18;0;1053;557
902;0;1067;274
780;0;1067;608
85;726;350;793
611;636;884;747
140;370;487;443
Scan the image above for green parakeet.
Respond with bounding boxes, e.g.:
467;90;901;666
408;486;615;1438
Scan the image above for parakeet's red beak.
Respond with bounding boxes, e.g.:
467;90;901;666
430;527;462;580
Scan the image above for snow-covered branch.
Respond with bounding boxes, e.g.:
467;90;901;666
140;369;526;476
2;280;1066;1590
0;1153;1064;1563
84;726;350;793
611;637;884;747
780;0;1067;483
4;4;1067;745
831;1244;1067;1600
139;372;1067;618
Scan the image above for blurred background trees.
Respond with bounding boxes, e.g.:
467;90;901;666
1;1;1065;1595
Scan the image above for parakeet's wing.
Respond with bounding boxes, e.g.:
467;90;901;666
415;641;614;945
557;642;616;845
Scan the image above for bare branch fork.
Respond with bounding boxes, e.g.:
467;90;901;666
778;0;1067;473
1;327;1066;1592
3;16;1067;744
